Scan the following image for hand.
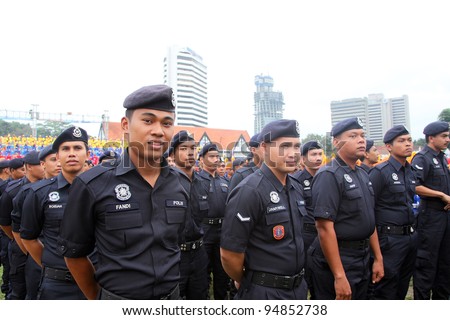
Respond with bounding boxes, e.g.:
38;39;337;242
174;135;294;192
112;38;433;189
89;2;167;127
371;259;384;284
334;276;352;300
234;281;240;290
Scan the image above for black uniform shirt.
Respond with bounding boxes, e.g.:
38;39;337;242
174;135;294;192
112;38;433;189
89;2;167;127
11;183;35;233
369;156;416;226
412;145;450;207
312;156;375;240
292;169;315;225
21;174;75;270
221;163;306;275
228;166;258;191
58;150;188;299
0;177;29;227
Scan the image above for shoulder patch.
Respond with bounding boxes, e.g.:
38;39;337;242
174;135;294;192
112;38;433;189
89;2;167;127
31;177;56;192
78;164;114;184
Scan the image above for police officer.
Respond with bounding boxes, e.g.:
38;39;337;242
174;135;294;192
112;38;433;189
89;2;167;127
0;158;25;299
0;159;11;298
169;130;209;299
197;143;230;299
0;160;10;182
11;145;59;299
292;140;323;299
307;117;384;300
359;139;379;172
0;152;44;299
228;133;263;191
221;119;307;299
411;120;450;299
368;125;417;299
20;128;91;299
98;150;119;165
58;85;188;300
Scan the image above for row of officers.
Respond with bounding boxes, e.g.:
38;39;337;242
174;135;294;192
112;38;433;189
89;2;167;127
0;84;449;300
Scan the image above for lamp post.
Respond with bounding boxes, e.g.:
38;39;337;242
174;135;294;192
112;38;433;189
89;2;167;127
31;104;39;138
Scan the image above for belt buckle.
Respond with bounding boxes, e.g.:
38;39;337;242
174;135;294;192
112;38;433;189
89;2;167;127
280;275;292;289
191;242;196;250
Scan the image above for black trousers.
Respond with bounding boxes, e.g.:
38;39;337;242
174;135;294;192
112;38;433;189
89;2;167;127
179;246;209;299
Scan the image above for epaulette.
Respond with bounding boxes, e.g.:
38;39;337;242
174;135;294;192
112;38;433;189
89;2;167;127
78;164;114;184
372;161;389;172
30;177;57;192
5;178;25;193
236;166;254;174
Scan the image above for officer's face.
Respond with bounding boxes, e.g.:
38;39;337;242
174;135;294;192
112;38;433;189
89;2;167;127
201;150;220;173
251;146;264;166
365;146;380;164
302;148;323;170
334;129;366;161
57;141;89;175
42;153;61;178
122;109;175;166
430;131;450;151
387;134;413;158
11;166;26;180
263;137;301;174
174;141;197;169
26;163;45;181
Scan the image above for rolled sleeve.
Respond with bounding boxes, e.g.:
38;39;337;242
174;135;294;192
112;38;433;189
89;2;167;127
312;170;339;221
411;154;427;186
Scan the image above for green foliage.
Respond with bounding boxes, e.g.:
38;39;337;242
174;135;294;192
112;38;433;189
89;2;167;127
413;138;426;149
303;133;333;157
36;120;72;137
0;119;32;136
438;108;450;122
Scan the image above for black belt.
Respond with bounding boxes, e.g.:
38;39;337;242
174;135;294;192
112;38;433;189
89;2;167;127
338;239;369;250
303;223;317;233
44;267;75;283
250;269;304;289
202;217;223;225
99;284;179;300
180;238;203;251
378;225;415;235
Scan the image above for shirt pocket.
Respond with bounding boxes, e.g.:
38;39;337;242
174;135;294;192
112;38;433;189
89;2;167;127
165;199;187;224
343;187;362;213
104;203;142;252
431;168;445;186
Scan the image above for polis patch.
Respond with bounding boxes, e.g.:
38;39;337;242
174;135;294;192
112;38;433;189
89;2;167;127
273;225;285;240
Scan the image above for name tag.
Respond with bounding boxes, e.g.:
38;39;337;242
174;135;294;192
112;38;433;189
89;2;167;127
267;205;287;213
166;200;187;208
47;204;63;210
106;203;139;212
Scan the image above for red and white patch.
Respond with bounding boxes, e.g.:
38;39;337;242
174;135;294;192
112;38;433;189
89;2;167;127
273;225;285;240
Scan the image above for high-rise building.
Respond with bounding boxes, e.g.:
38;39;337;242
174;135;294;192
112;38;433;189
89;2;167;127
254;75;284;134
164;46;208;127
330;94;410;143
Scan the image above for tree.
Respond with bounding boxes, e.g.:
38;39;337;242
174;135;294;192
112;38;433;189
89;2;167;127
438;108;450;122
0;119;33;136
36;120;72;137
413;138;426;150
303;133;333;157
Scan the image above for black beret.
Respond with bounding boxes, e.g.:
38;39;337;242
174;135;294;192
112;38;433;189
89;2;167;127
0;160;10;169
53;126;88;152
301;140;323;156
365;139;375;152
232;158;244;168
99;150;119;162
383;125;410;144
169;130;195;155
423;121;449;136
123;84;176;112
38;144;56;161
331;117;364;137
249;133;262;148
9;158;24;169
24;151;41;165
260;119;300;143
199;143;218;157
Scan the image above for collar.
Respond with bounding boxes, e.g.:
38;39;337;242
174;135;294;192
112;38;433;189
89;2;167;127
334;156;354;173
261;163;285;192
424;145;443;157
57;173;70;189
199;169;216;180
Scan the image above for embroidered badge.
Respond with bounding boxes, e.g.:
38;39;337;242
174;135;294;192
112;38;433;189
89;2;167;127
72;127;82;138
415;164;423;170
171;92;176;107
237;213;251;222
344;174;353;183
357;117;364;127
115;184;131;201
270;191;280;203
304;180;310;187
295;121;300;135
433;158;439;165
48;191;60;202
273;225;285;240
392;173;398;181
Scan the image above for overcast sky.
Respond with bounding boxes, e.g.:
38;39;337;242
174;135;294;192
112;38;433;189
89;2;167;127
1;0;449;140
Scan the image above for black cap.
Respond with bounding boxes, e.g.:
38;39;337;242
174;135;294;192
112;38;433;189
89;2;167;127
260;119;300;143
9;158;24;169
383;125;410;144
53;126;88;152
38;144;56;161
249;133;262;148
199;143;218;157
232;158;244;169
24;151;41;165
169;130;195;155
0;160;10;169
301;140;323;156
99;150;119;162
423;121;449;136
365;139;375;151
331;117;364;137
123;85;176;112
